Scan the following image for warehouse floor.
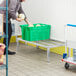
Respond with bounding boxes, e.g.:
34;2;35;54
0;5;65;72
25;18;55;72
0;43;76;76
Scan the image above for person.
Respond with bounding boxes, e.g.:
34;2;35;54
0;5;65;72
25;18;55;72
0;0;32;55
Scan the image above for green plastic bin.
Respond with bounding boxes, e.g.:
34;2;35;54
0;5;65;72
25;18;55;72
20;23;51;41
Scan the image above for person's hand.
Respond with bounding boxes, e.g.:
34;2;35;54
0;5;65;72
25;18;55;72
28;23;34;27
24;18;34;27
16;18;23;22
28;24;33;27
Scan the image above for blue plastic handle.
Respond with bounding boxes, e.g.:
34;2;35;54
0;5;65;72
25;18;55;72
67;24;76;27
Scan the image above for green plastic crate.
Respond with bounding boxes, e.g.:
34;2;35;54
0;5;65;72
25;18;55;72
20;23;51;41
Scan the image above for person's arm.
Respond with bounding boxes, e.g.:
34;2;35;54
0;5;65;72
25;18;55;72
24;18;31;25
18;3;33;26
8;0;17;19
24;18;33;27
18;3;27;19
8;0;22;22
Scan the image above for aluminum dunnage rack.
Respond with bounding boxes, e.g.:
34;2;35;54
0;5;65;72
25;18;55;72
0;0;8;76
16;38;64;62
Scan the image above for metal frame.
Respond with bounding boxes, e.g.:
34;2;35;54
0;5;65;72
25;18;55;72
62;24;76;66
16;38;64;62
6;0;8;76
0;0;8;76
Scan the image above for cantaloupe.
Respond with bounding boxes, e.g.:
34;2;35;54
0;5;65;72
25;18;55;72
18;14;25;20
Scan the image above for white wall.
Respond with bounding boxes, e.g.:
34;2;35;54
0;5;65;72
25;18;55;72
14;0;76;42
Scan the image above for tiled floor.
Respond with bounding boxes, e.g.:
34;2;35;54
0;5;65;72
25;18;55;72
0;43;76;76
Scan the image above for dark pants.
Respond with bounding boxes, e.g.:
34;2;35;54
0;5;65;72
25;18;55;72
3;22;12;53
